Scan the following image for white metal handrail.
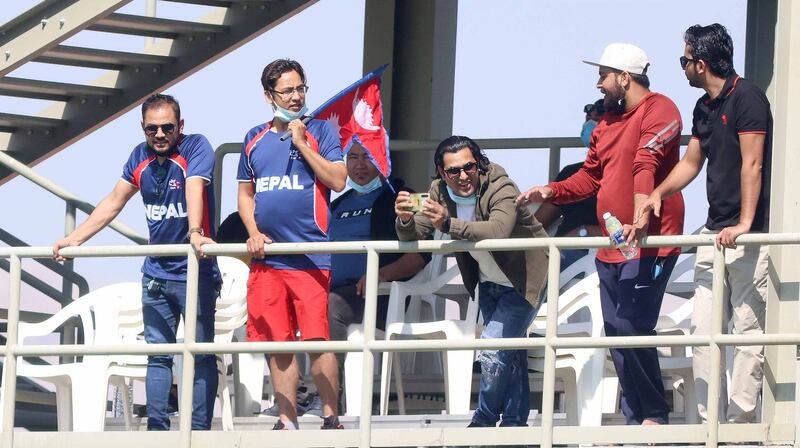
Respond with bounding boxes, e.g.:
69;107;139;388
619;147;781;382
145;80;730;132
0;233;798;448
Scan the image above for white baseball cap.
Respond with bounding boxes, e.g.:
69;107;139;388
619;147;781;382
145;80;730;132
583;43;650;75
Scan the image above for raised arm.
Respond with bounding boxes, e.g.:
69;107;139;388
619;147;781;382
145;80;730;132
53;180;138;260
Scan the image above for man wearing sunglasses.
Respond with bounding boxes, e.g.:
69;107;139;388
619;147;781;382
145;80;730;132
517;43;685;427
636;24;772;424
395;135;548;429
53;93;221;430
237;58;346;431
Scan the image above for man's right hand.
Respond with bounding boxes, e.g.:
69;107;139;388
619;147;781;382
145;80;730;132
634;191;663;224
53;238;80;262
394;190;414;223
246;233;273;259
515;185;553;208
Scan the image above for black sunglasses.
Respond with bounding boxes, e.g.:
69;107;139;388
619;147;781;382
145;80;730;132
144;123;177;136
443;161;479;178
679;56;698;70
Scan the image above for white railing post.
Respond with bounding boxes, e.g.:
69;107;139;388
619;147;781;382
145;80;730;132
359;248;380;448
540;244;561;448
60;203;77;364
179;248;199;448
1;255;22;448
705;244;726;447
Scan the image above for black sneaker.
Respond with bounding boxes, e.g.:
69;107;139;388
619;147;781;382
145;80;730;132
260;403;281;417
272;420;288;430
320;415;343;429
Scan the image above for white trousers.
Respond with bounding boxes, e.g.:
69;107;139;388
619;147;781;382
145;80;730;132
691;227;769;423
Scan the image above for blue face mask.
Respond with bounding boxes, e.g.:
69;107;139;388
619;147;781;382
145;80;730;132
272;102;308;123
581;119;597;147
446;185;476;205
347;176;382;194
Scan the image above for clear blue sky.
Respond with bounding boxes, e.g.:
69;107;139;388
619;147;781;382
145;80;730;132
0;0;747;304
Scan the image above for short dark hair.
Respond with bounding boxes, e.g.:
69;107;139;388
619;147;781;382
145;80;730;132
433;135;490;179
584;99;605;115
610;68;650;89
684;23;735;78
261;59;306;91
141;93;180;120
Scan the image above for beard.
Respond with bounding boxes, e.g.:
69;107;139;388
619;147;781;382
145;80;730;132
603;95;626;115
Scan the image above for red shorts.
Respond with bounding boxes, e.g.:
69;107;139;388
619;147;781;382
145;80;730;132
246;264;331;342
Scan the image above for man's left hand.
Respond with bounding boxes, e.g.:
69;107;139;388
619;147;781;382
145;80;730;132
287;119;307;149
190;232;215;259
421;198;449;231
356;271;388;297
716;222;750;249
624;213;648;247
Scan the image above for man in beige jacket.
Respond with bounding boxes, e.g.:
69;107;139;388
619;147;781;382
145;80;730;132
395;135;548;428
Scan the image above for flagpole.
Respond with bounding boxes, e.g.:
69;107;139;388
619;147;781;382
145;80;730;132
279;64;389;141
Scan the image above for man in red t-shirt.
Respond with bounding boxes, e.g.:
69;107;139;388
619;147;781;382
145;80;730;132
517;43;685;426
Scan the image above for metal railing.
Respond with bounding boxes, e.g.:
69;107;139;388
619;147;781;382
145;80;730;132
211;136;692;228
1;233;798;447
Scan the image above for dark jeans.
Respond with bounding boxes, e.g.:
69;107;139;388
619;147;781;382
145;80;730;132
595;255;677;425
141;274;219;430
472;282;539;427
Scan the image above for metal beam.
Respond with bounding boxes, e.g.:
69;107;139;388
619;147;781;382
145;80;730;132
0;77;121;102
0;0;317;186
0;112;65;132
89;13;227;39
384;0;458;191
0;0;133;77
756;0;800;426
35;45;175;71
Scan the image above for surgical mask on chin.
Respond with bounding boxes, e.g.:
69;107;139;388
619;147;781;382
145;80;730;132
347;176;382;194
272;102;308;123
446;185;476;205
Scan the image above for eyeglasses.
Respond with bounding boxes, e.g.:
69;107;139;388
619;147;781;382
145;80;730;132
679;56;698;70
155;165;168;199
144;123;177;136
443;161;479;179
270;85;309;100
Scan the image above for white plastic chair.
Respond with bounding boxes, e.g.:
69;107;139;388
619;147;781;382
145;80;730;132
343;232;451;416
1;282;142;431
110;256;251;430
528;271;605;426
378;264;476;416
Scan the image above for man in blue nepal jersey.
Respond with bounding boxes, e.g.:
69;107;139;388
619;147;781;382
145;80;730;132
53;94;220;430
237;59;347;431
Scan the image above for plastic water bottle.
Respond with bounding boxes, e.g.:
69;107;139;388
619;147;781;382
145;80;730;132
603;212;638;259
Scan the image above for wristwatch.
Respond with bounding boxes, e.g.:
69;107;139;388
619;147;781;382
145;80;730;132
577;226;589;237
187;227;204;239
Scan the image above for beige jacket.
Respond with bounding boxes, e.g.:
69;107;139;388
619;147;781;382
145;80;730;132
396;163;548;308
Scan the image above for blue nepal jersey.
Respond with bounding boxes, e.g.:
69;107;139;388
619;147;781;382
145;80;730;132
121;133;220;281
237;119;344;270
330;186;383;287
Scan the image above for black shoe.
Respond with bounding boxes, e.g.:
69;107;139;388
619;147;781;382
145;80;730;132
320;415;343;429
272;420;288;430
467;421;491;428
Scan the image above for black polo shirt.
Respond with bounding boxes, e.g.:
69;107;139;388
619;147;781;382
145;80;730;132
691;74;772;232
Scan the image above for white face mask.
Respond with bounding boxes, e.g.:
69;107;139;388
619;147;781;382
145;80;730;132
347;175;382;194
271;101;308;123
446;185;476;205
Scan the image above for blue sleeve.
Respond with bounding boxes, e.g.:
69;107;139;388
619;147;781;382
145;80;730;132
121;147;141;188
317;121;343;163
237;131;256;182
185;135;215;182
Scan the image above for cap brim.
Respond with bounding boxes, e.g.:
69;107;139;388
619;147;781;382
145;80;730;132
582;60;602;68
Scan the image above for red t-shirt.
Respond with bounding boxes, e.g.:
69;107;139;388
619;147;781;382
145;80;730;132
548;92;685;263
